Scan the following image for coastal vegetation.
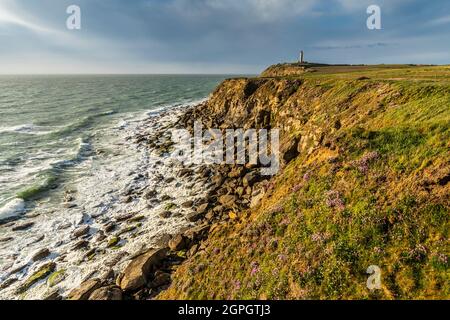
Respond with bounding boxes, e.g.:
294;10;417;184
159;64;449;300
1;64;448;300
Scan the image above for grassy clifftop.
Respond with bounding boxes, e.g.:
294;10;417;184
160;65;449;300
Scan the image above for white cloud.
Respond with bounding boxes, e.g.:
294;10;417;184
213;0;317;20
335;0;417;13
429;15;450;26
336;0;369;11
0;1;54;33
168;0;317;22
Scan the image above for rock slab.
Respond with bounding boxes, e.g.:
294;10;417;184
119;248;168;292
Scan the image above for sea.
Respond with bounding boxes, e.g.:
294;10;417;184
0;74;232;299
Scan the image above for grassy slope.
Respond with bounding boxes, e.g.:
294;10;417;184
160;66;450;300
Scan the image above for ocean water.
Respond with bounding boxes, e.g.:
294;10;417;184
0;75;229;220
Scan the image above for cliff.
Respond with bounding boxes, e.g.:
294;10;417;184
159;65;450;300
260;63;313;77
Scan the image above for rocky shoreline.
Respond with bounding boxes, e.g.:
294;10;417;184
1;76;301;300
0;104;245;300
52;97;285;300
3;65;447;300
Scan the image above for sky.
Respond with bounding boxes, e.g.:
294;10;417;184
0;0;449;74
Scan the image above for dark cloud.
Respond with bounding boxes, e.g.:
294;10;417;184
0;0;449;73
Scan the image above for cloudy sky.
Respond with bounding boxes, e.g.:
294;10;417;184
0;0;449;74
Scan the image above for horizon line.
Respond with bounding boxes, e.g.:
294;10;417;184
0;73;256;76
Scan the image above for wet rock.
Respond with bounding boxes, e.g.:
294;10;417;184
94;231;107;242
159;211;172;219
16;262;56;294
31;248;51;262
54;254;66;263
72;225;90;238
186;212;202;223
85;248;97;260
2;222;16;228
101;269;115;282
64;194;75;203
178;168;193;177
42;288;62;300
143;189;157;199
123;196;133;203
153;234;172;248
119;248;168;292
76;212;91;225
107;236;120;248
168;234;188;251
105;252;128;268
26;213;41;219
165;177;176;184
0;278;18;290
115;213;134;222
8;264;27;275
30;235;45;244
128;215;145;223
117;225;138;235
12;222;34;231
89;285;123;300
68;279;102;300
102;223;115;234
181;200;194;208
47;269;66;287
164;202;178;210
161;195;172;202
57;222;72;230
0;237;13;243
90;211;104;220
71;240;89;251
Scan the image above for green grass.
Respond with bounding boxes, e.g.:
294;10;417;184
160;65;450;300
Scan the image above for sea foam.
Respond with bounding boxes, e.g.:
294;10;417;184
0;198;25;223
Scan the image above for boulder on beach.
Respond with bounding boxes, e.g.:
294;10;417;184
89;285;123;300
68;279;102;300
72;225;90;238
15;262;56;294
12;222;34;231
169;234;189;251
118;248;168;292
31;248;51;262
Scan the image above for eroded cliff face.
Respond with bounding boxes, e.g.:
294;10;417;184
160;69;449;300
191;76;401;159
260;63;310;77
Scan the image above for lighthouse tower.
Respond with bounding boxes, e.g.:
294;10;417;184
299;51;304;64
